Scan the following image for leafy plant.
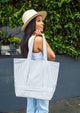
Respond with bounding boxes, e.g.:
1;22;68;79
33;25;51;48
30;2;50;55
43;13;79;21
8;36;21;48
0;30;10;45
0;0;80;59
0;30;21;48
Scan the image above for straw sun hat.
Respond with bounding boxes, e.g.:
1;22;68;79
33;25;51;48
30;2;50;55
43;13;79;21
22;9;47;32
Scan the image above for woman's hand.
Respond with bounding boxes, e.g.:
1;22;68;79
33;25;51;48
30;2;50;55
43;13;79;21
34;29;42;36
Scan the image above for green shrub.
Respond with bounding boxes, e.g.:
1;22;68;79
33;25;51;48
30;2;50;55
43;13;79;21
0;0;80;59
0;30;21;48
8;36;21;48
0;30;10;45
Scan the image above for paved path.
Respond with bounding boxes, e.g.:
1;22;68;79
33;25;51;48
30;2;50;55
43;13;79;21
5;97;80;113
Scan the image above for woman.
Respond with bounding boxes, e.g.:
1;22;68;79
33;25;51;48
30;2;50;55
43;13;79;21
20;9;55;113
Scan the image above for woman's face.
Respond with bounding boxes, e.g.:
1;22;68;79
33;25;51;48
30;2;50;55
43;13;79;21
36;16;44;32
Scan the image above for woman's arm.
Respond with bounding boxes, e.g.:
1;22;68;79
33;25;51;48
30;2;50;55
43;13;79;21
35;35;55;61
34;30;55;61
45;37;55;61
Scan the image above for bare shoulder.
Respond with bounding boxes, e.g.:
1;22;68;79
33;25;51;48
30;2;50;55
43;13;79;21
35;35;43;42
34;35;43;51
34;35;43;45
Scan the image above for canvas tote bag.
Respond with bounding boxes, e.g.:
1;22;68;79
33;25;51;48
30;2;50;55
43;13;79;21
14;34;60;100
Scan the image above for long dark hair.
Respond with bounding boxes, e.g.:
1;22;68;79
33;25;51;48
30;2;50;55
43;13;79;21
20;17;36;58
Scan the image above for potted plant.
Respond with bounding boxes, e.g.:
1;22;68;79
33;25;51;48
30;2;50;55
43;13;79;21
8;36;21;49
0;30;21;55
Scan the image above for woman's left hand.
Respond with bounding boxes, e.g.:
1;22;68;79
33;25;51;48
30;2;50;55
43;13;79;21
34;29;42;36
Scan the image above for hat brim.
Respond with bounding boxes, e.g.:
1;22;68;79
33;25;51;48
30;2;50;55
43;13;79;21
21;11;47;32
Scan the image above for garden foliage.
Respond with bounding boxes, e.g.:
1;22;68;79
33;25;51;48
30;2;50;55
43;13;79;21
0;0;80;59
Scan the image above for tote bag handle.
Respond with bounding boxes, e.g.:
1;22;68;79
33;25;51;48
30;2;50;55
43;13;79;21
27;34;47;61
26;34;47;83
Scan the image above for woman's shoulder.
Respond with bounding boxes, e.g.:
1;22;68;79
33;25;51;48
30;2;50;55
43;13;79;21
28;35;43;47
35;35;43;44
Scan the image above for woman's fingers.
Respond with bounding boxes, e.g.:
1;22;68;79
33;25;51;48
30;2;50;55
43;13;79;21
35;29;42;36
